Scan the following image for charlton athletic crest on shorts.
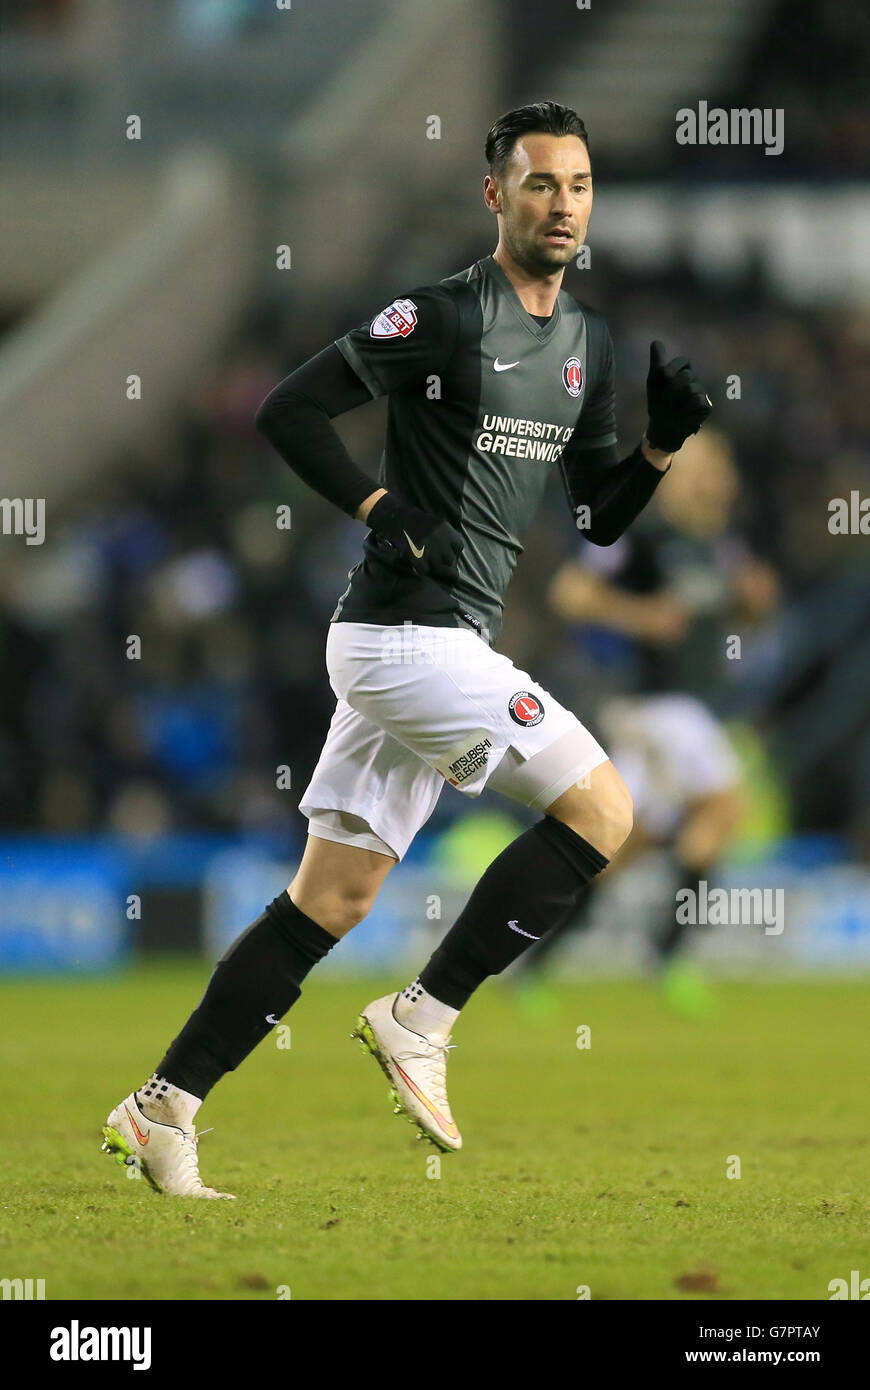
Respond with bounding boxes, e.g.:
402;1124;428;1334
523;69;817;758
509;691;545;727
562;356;583;397
370;298;418;339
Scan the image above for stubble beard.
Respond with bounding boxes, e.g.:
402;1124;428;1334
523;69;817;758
505;221;575;278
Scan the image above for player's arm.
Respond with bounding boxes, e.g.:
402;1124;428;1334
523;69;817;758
560;323;712;545
547;561;689;644
255;287;463;581
255;343;386;521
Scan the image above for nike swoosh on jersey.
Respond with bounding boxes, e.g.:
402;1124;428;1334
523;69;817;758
403;530;425;559
493;358;520;372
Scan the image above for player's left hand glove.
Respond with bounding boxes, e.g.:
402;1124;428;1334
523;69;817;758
645;340;713;453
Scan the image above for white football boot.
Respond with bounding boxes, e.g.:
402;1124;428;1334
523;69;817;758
352;993;462;1151
101;1091;236;1198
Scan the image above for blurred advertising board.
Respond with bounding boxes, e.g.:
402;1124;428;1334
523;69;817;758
0;840;130;971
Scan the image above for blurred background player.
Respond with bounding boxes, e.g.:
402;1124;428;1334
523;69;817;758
516;427;780;1017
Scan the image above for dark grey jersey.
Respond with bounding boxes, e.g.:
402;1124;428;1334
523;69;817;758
331;254;617;645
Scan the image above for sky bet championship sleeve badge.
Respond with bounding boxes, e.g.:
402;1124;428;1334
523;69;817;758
370;298;418;338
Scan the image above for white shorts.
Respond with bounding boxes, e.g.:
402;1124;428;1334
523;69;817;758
298;621;609;860
598;693;740;839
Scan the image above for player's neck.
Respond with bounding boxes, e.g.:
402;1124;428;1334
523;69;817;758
492;244;563;318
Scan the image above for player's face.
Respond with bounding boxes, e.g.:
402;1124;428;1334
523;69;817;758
488;133;593;275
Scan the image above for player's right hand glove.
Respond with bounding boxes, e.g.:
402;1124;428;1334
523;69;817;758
366;493;464;584
645;340;713;453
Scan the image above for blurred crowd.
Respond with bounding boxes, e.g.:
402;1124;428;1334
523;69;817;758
506;0;870;178
6;0;870;177
1;251;867;853
1;0;867;857
1;0;269;40
715;0;870;177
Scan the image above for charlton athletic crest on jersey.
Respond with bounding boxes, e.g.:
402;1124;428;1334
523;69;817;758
562;356;583;397
509;691;545;727
370;298;418;339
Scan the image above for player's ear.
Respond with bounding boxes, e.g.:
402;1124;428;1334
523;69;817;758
483;174;501;215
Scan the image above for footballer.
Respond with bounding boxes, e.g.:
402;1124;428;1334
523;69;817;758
102;102;712;1196
519;428;775;1014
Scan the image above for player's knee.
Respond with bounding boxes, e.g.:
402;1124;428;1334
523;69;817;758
341;886;379;929
547;766;634;860
290;882;377;936
322;886;376;934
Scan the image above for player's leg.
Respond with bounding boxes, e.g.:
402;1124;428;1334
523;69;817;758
101;876;346;1199
102;836;395;1198
101;692;421;1197
146;831;396;1105
516;816;653;994
645;789;742;1021
543;757;634;857
357;749;630;1152
339;624;637;1150
608;695;744;974
396;757;632;1032
599;694;744;1014
652;786;743;967
287;829;398;939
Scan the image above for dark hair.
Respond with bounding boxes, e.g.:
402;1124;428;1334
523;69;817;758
485;101;590;176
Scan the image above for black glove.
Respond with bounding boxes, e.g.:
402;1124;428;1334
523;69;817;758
367;493;464;584
645;340;712;453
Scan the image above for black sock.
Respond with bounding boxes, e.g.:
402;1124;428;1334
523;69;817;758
518;879;597;977
651;864;707;965
155;892;337;1099
419;815;608;1009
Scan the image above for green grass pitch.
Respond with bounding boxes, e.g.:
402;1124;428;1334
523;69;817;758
1;961;868;1300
